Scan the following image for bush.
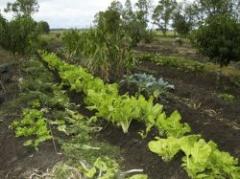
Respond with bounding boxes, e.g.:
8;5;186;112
62;29;83;60
0;15;40;56
191;15;240;67
37;21;50;34
62;8;135;81
0;14;9;49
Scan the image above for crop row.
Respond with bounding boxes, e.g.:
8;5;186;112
41;52;240;179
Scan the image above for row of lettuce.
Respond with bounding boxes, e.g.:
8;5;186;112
11;58;147;179
41;52;240;179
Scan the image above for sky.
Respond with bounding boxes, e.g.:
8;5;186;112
0;0;184;28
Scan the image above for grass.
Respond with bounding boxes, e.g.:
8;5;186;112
138;53;240;85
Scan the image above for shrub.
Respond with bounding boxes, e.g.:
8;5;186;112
62;29;82;61
37;21;50;34
191;15;240;67
0;14;9;49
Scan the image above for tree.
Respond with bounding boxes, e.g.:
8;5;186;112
0;13;9;49
152;0;177;35
5;0;39;17
96;9;122;35
191;15;240;67
122;0;135;23
37;21;50;34
135;0;151;28
108;0;123;13
172;2;197;36
172;11;191;36
6;16;38;55
192;0;240;24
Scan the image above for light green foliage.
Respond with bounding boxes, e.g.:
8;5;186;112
11;108;52;150
86;90;142;133
81;157;120;179
148;135;199;161
49;157;120;179
42;52;190;136
59;109;120;164
50;162;84;179
148;137;181;161
182;139;240;178
155;111;191;137
217;93;236;103
127;174;148;179
149;136;240;178
11;58;70;150
139;53;205;72
51;158;147;179
182;139;215;178
42;52;240;179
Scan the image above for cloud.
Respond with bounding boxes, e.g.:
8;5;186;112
0;0;185;28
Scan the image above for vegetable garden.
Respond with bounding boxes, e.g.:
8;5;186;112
0;0;240;178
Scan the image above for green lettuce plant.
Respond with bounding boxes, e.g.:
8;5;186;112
11;108;52;150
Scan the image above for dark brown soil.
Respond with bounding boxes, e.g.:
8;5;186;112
98;122;188;179
0;67;63;179
136;60;240;158
0;109;63;179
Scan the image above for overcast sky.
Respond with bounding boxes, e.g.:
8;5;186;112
0;0;184;28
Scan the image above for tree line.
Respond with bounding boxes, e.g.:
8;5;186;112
0;0;240;70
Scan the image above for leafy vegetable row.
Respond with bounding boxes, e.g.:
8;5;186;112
41;52;240;179
41;52;190;137
149;136;240;178
11;58;148;178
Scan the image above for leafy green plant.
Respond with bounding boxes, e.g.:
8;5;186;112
148;135;240;178
2;16;39;56
148;135;200;161
190;14;240;67
42;52;240;179
80;157;120;179
127;174;148;179
42;52;192;136
121;73;174;98
155;111;191;138
138;53;205;72
62;29;83;61
217;93;235;103
11;108;52;150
